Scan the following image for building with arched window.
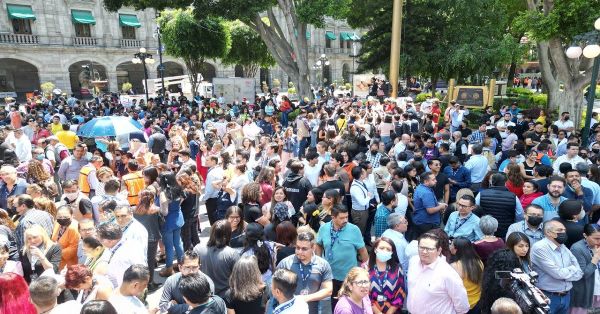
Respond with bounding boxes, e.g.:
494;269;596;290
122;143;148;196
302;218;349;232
0;2;362;100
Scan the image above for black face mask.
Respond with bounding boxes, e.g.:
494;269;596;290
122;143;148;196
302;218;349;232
564;116;570;120
414;157;423;161
555;232;568;245
527;216;543;227
57;218;71;227
593;149;600;154
580;154;589;159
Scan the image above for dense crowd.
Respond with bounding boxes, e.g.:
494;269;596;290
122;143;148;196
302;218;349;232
0;84;599;314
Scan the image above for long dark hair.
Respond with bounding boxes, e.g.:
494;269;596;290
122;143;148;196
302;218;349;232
479;249;522;314
368;237;400;271
158;171;184;201
242;223;273;274
451;237;484;285
506;231;531;264
207;220;232;249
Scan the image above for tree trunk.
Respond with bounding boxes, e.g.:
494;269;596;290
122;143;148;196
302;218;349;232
246;2;312;100
430;74;438;96
548;88;585;128
507;62;517;88
184;58;203;97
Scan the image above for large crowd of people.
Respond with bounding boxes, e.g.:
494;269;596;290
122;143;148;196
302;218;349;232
0;87;599;314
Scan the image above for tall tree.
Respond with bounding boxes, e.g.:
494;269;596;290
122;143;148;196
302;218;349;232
157;9;231;96
347;0;522;92
516;0;600;123
222;21;276;78
104;0;350;99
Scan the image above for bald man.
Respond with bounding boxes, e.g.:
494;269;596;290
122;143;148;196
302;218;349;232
530;220;582;314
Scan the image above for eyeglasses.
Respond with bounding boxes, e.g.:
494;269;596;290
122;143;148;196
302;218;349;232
228;216;241;220
352;280;370;287
115;214;129;219
80;227;95;232
418;246;438;253
295;246;311;251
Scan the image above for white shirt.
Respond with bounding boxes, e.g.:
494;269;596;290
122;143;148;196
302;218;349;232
552;155;585;174
15;136;32;162
106;239;147;288
302;160;322;187
554;119;575;136
109;294;147;314
122;219;149;260
395;193;409;217
49;300;82;314
273;297;309;314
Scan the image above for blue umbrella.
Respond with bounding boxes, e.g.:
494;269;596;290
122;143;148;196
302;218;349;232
77;116;143;138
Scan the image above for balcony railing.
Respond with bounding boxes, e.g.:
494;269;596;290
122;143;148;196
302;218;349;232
120;39;142;49
73;36;99;46
0;33;39;44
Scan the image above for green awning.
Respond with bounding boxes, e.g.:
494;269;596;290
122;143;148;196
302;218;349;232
325;31;336;40
340;32;352;41
71;10;96;25
294;29;311;39
351;33;361;41
119;14;141;28
7;4;36;20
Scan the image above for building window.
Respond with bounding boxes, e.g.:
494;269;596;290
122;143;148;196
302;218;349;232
339;38;345;49
12;19;32;35
347;40;352;49
326;38;332;49
74;23;92;37
122;26;136;39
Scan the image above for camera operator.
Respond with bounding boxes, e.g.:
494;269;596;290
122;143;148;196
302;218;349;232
569;224;600;313
531;220;583;314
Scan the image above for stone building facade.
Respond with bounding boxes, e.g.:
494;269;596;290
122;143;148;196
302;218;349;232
0;0;361;100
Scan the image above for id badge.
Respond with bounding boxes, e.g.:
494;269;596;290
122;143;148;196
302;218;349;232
377;295;386;302
300;289;309;295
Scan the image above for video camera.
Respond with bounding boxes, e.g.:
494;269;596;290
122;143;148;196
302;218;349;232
495;268;549;314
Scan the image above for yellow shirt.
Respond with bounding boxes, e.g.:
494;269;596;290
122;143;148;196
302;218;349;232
56;130;79;149
51;123;63;135
463;277;481;308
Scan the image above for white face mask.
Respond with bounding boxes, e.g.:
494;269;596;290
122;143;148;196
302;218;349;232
64;192;78;201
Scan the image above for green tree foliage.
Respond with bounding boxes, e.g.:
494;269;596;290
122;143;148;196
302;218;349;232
222;21;275;78
157;9;231;95
514;0;600;124
104;0;351;99
348;0;523;90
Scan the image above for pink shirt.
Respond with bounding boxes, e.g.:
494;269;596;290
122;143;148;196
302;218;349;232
407;255;470;314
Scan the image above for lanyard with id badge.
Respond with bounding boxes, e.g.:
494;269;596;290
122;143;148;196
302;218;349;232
374;267;389;303
328;225;341;260
298;262;313;295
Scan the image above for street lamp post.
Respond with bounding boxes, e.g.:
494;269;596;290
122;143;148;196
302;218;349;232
155;11;166;104
350;42;358;96
317;54;329;88
566;17;600;147
132;47;155;102
312;64;322;88
82;62;97;97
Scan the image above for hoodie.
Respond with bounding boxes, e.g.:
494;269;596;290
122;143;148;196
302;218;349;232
283;173;313;212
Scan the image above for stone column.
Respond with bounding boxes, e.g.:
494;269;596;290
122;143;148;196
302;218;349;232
107;71;118;92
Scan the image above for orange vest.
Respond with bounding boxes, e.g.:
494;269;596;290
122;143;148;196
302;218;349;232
123;171;145;206
78;165;95;195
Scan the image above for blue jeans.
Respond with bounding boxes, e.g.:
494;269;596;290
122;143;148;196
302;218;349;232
281;110;290;128
298;137;309;159
544;291;570;314
162;227;184;267
381;135;391;145
310;132;317;148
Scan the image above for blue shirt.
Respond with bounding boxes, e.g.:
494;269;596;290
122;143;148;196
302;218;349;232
316;222;365;281
381;229;409;272
563;185;595;213
412;184;440;225
464;154;489;184
531;194;567;222
0;178;28;210
444;212;483;242
531;237;583;292
442;165;471;199
374;204;394;237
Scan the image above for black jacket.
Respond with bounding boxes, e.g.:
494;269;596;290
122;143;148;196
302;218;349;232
0;142;18;167
283;173;313;212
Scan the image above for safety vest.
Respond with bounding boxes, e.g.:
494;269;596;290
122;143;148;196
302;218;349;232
78;165;95;196
123;171;145;206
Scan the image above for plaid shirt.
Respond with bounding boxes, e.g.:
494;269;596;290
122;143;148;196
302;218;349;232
366;152;383;168
15;209;54;250
374;203;394;237
469;130;485;144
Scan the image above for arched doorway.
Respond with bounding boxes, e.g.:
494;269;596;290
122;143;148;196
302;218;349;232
116;61;146;95
68;61;108;98
157;61;184;78
234;65;244;78
342;63;350;84
200;62;216;81
0;58;40;101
